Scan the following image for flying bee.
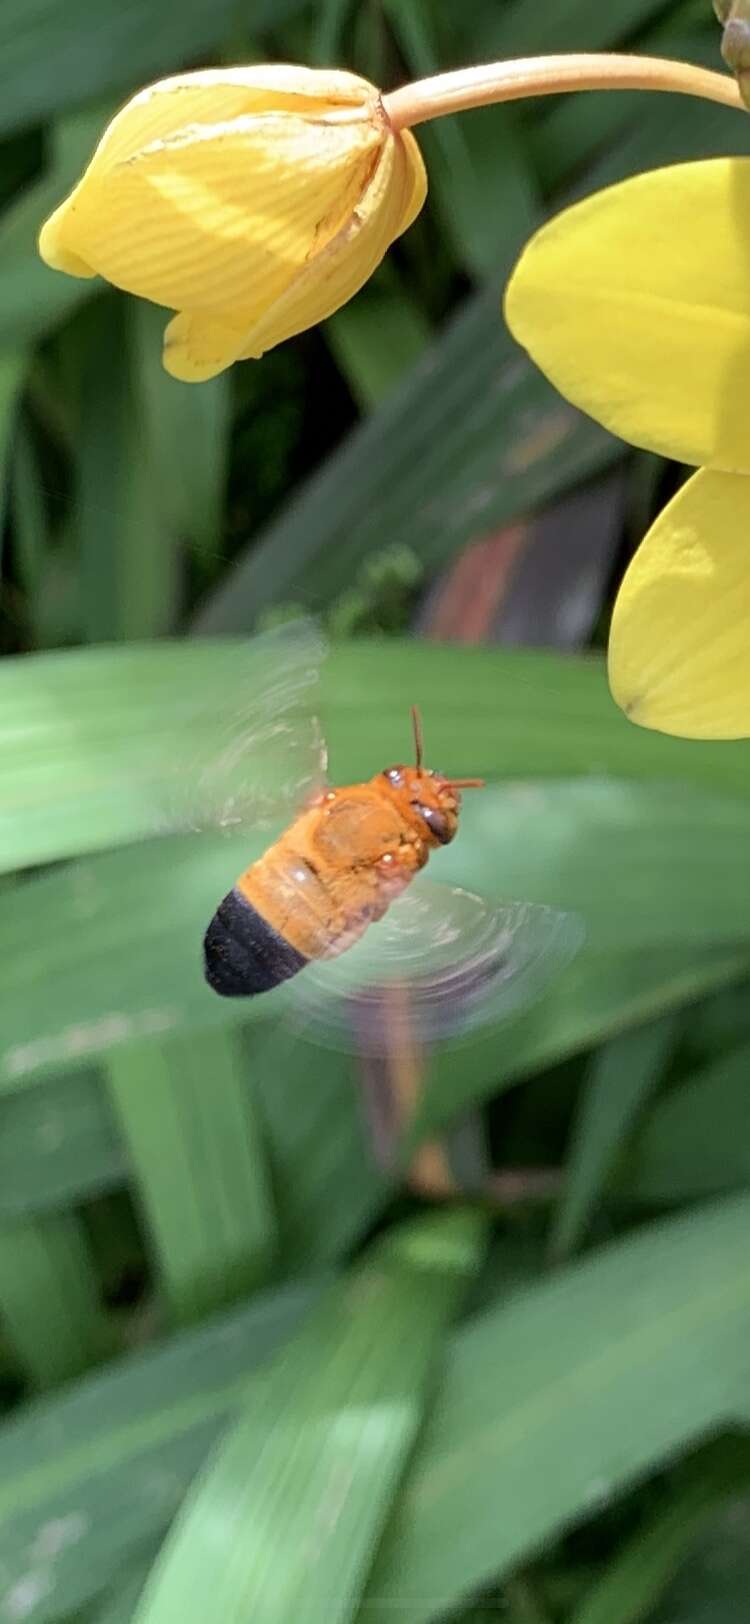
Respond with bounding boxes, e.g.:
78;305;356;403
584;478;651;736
195;622;584;1053
203;703;484;998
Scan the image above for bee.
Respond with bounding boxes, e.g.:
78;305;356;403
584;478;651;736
196;623;584;1052
203;703;484;999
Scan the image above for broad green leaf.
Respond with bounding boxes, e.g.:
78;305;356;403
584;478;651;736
6;640;750;878
364;1193;750;1623
0;1278;323;1624
505;159;750;475
550;1015;679;1259
0;1214;106;1388
4;779;750;1095
131;1211;484;1624
0;633;323;874
107;1030;276;1323
0;0;275;136
623;1037;750;1204
569;1436;750;1624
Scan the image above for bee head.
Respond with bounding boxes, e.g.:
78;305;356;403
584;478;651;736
380;706;484;846
381;764;460;846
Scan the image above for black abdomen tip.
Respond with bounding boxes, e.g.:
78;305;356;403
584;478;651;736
203;888;307;997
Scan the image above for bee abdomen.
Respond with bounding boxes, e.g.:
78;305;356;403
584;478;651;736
203;887;308;998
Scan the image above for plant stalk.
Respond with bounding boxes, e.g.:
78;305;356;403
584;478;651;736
382;52;743;130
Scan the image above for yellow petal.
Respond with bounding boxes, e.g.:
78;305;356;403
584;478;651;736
162;128;426;379
235;129;426;359
47;113;381;317
608;467;750;739
504;158;750;475
43;65;378;177
162;311;247;382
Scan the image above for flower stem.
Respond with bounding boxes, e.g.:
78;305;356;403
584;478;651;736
382;52;743;130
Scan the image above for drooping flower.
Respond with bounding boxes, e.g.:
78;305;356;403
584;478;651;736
39;65;426;382
504;157;750;739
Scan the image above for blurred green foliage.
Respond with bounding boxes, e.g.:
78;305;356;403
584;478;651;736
1;4;750;1624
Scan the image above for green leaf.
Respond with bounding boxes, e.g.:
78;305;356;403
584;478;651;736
550;1015;679;1259
75;300;179;641
325;272;432;410
193;290;619;628
0;106;112;349
623;1038;750;1204
131;302;230;564
364;1193;750;1623
131;1211;484;1624
88;1558;155;1624
0;0;266;136
420;946;749;1144
0;1069;126;1222
107;1030;276;1324
11;418;48;612
652;1492;750;1623
385;0;539;277
5;778;750;1096
0;1214;106;1388
0;350;25;565
0;1278;323;1624
6;640;750;879
569;1437;750;1624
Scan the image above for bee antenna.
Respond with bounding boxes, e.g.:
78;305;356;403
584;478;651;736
410;704;423;772
448;777;485;790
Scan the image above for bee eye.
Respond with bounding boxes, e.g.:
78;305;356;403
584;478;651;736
384;766;404;786
414;804;453;844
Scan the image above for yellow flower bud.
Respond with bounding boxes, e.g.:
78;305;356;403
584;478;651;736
38;65;426;382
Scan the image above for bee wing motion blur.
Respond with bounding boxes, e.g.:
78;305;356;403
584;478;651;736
287;881;586;1054
159;618;328;839
202;695;585;1044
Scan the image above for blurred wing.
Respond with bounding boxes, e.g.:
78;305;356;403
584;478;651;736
158;619;328;836
289;877;585;1055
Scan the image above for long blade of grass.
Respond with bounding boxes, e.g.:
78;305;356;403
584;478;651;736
131;1210;485;1624
364;1192;750;1623
107;1030;276;1324
550;1014;680;1260
0;1277;323;1624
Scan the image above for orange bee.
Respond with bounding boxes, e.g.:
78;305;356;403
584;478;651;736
195;622;583;1049
203;704;483;998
